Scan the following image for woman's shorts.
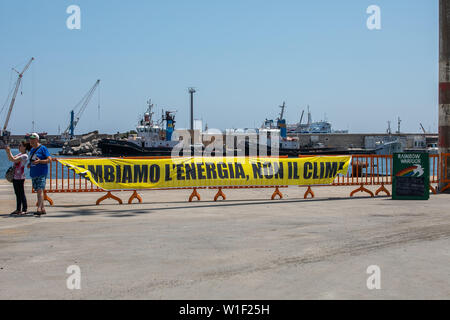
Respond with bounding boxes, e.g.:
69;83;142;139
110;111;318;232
32;175;47;191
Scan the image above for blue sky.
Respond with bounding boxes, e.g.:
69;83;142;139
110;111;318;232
0;0;438;134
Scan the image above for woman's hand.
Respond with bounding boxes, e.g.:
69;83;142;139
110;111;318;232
32;159;41;165
4;145;14;162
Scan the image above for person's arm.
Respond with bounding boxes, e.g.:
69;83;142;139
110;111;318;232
44;147;52;164
33;147;52;164
4;146;14;161
36;156;52;164
4;146;22;163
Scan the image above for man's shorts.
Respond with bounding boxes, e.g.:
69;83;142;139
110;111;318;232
32;175;47;191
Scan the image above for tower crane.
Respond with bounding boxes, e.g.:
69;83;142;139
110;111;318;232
1;57;34;141
63;79;100;139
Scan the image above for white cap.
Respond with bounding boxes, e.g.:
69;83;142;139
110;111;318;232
29;132;40;140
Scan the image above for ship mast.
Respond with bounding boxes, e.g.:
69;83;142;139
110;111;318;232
146;99;154;125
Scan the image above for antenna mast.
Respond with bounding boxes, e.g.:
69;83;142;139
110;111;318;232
397;117;401;134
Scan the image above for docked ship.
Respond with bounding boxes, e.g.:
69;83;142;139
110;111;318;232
254;102;301;155
224;101;325;156
286;105;334;134
99;100;352;157
98;100;179;156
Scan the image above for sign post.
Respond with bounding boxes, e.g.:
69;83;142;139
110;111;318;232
393;153;429;200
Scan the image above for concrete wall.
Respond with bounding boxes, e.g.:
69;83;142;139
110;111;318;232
290;133;437;149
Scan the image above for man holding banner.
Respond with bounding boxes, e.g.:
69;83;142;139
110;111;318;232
28;133;52;216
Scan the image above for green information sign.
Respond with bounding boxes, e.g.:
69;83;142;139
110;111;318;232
393;153;429;200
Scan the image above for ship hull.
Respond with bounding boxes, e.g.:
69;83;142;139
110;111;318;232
98;139;174;156
99;138;366;157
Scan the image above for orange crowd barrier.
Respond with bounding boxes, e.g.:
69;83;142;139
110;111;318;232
300;153;444;198
441;153;450;193
33;154;449;206
34;156;291;205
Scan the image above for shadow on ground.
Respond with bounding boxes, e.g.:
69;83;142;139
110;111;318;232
1;195;383;219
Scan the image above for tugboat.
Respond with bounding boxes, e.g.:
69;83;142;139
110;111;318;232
98;100;179;156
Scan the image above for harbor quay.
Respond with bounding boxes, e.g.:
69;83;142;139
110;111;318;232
0;179;449;299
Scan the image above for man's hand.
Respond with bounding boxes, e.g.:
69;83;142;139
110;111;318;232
32;159;41;165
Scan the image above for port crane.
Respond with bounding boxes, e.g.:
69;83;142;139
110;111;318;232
278;102;286;120
299;110;304;125
63;79;100;139
1;57;34;142
420;123;427;134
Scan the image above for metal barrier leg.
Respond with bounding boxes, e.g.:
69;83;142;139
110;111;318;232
214;187;226;201
271;186;283;200
430;185;437;195
375;184;390;196
304;186;314;199
350;184;374;197
440;183;450;193
44;191;54;206
36;191;54;207
128;190;143;204
96;192;123;205
189;188;201;202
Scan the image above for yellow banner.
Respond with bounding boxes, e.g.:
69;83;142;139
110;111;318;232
57;156;351;191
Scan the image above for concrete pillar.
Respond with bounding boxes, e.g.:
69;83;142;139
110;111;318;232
439;0;450;191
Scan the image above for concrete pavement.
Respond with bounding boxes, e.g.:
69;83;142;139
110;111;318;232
0;180;449;299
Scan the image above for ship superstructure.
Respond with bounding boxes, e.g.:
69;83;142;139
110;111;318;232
98;99;178;156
